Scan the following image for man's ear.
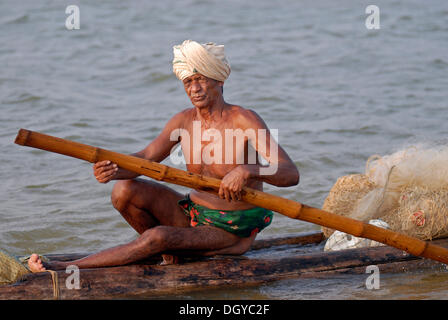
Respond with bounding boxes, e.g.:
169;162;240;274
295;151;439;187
217;81;224;93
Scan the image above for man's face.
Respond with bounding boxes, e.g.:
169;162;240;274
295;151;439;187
182;73;223;109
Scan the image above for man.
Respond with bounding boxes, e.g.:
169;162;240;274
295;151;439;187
28;40;299;272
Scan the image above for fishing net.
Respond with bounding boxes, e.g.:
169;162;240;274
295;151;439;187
382;186;448;240
321;145;448;241
321;174;376;238
0;250;30;285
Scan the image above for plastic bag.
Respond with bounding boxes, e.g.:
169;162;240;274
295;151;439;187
324;219;390;252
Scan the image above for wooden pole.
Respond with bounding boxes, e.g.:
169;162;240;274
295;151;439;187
14;128;448;264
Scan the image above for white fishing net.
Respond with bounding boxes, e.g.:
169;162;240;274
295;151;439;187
322;144;448;241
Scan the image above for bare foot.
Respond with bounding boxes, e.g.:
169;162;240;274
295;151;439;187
27;254;46;273
160;254;179;265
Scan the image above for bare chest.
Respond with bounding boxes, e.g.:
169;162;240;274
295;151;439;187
179;120;257;178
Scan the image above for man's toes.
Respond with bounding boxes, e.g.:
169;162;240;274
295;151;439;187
160;254;179;265
27;254;46;272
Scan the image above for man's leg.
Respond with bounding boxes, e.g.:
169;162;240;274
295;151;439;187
28;178;190;272
27;178;257;272
110;178;190;233
28;225;251;271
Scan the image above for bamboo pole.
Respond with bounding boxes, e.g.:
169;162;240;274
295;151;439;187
14;129;448;264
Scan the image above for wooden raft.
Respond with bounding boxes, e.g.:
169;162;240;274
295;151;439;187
13;129;448;265
1;232;447;300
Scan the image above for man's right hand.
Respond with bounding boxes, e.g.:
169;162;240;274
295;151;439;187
93;160;118;183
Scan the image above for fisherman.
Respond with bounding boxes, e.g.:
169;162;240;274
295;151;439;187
28;40;299;272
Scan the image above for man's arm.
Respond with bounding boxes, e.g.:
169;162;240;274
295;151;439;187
218;109;299;201
93;111;186;183
239;109;299;186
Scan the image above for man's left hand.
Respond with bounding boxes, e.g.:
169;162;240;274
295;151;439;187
218;166;249;202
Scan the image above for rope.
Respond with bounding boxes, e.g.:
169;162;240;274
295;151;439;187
45;270;59;300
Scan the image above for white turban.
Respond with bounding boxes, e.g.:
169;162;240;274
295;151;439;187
172;40;231;82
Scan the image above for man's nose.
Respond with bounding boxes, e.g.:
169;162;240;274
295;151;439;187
190;81;201;92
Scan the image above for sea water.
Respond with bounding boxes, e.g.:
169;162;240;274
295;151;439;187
1;0;448;299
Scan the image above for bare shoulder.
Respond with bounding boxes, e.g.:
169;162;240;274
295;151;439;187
165;107;195;128
228;105;268;129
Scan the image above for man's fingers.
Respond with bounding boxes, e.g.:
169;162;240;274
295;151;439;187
94;163;117;175
94;164;118;183
219;183;230;200
93;160;111;169
93;161;116;174
101;167;118;178
100;168;117;179
98;172;116;183
229;190;238;202
230;182;243;201
219;181;243;202
223;188;231;202
236;191;242;201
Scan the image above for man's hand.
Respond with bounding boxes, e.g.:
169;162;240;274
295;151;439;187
218;166;249;202
93;160;118;183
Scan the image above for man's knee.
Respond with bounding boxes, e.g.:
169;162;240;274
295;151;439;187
226;233;256;255
138;226;170;250
228;238;253;255
111;180;136;211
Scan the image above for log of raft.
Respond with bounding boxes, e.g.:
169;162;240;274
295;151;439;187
1;232;447;300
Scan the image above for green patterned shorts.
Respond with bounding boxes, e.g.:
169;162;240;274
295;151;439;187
178;195;273;238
